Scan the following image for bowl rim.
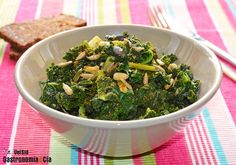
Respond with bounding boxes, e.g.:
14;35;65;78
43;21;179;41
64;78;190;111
14;24;222;128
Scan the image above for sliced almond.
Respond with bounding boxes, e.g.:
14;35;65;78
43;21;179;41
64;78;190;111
117;81;128;93
86;54;101;61
172;77;177;87
74;60;79;65
62;83;73;95
168;63;178;70
75;51;86;61
164;78;174;90
57;61;73;67
113;72;128;81
80;73;95;79
84;65;99;73
156;59;165;66
132;46;144;52
164;84;171;90
143;73;148;85
120;79;132;90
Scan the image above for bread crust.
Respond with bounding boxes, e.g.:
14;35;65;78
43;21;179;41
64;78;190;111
9;47;22;60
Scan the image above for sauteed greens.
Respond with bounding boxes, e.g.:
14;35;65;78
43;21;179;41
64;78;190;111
40;32;200;120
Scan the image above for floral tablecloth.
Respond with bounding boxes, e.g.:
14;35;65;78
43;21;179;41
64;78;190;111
0;0;236;164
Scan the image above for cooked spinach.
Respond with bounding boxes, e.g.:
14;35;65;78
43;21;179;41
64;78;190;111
40;33;200;120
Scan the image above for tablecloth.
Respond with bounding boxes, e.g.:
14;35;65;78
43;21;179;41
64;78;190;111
0;0;236;164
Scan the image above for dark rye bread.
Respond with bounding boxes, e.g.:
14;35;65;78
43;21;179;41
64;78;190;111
9;47;23;60
0;14;86;58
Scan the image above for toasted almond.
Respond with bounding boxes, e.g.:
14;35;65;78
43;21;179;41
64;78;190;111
172;77;177;87
75;51;86;61
117;81;128;93
74;60;79;65
132;46;144;52
164;84;171;90
168;63;178;70
120;79;132;90
62;83;73;95
113;72;129;81
57;61;73;67
84;65;99;73
156;59;165;66
164;78;174;90
143;73;148;85
80;73;95;79
86;54;101;60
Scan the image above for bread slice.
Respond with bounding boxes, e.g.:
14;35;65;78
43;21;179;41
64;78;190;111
9;47;22;60
0;14;87;53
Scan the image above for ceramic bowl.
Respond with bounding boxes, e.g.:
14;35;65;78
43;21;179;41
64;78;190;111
14;25;222;157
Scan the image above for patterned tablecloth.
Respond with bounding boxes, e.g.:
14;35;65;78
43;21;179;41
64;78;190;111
0;0;236;164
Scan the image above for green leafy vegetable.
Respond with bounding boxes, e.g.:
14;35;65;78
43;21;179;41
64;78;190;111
40;32;201;120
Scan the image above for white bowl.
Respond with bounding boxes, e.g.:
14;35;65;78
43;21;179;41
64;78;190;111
15;25;222;157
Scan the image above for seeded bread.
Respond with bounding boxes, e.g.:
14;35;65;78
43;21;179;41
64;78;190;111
9;47;22;60
0;14;87;59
